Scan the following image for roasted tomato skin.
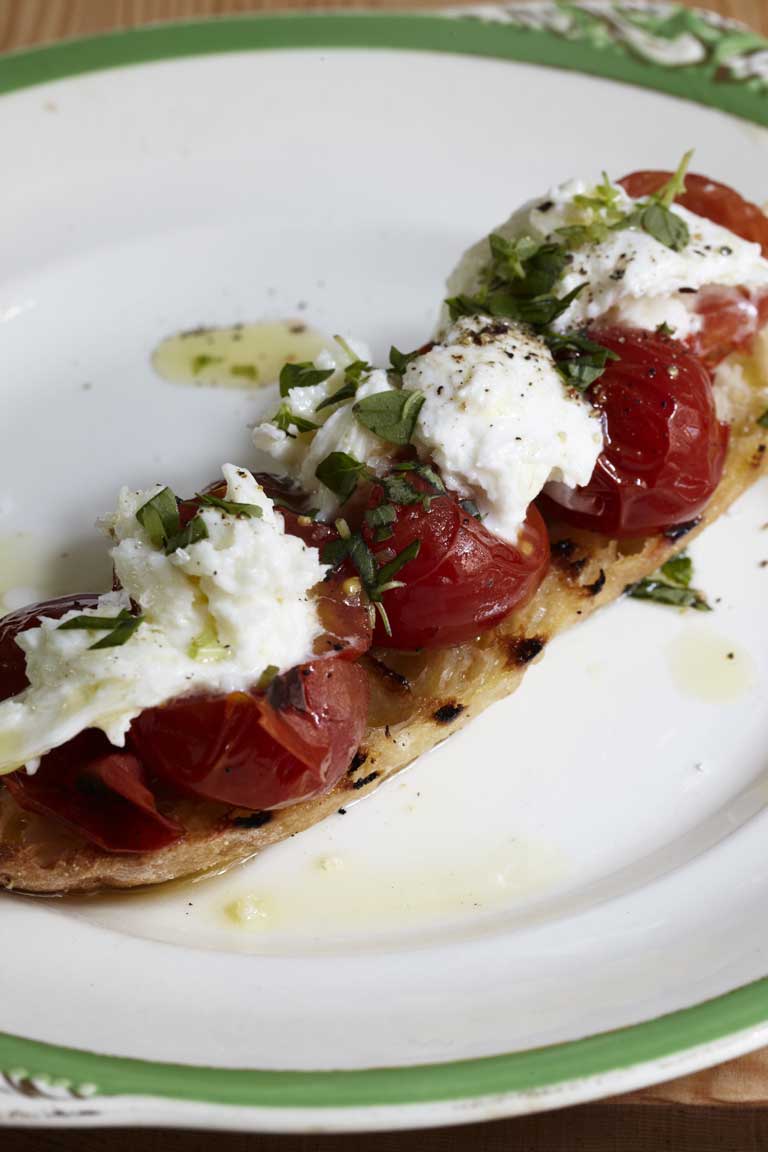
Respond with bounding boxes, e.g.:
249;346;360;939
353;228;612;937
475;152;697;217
4;732;183;853
619;171;768;256
619;171;768;368
541;328;728;538
362;475;550;650
0;595;183;853
130;659;368;809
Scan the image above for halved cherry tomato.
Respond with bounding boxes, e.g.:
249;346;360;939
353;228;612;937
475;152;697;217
541;328;728;538
4;732;183;853
619;171;768;368
619;171;768;256
130;658;368;809
361;473;550;650
0;595;183;853
688;286;768;369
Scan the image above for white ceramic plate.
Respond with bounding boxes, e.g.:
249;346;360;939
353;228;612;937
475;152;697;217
1;2;768;1133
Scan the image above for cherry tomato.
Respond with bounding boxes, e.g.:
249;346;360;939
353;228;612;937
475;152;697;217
0;596;183;853
688;286;768;369
541;328;728;538
619;171;768;256
361;473;550;650
619;171;768;367
129;658;368;809
4;732;183;853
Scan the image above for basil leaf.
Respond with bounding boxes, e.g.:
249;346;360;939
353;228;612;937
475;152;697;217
229;363;259;382
491;241;567;299
272;404;319;437
485;282;587;327
364;503;397;531
165;514;209;555
196;493;263;519
626;578;710;612
256;664;279;691
640;202;689;252
279;361;335;397
315;451;369;503
353;389;425;446
59;608;145;650
459;498;482;519
757;409;768;429
315;380;357;412
136;486;180;549
488;232;541;280
389;346;421;375
660;553;693;588
372;539;420;595
381;474;421;506
347;533;378;588
320;537;351;570
445;294;484;322
548;331;620;390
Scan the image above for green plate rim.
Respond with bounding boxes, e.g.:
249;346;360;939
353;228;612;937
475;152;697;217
1;3;768;1115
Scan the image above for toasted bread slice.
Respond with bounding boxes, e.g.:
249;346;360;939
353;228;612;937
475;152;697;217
1;342;766;894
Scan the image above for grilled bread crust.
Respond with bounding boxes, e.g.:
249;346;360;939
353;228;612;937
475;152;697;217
1;343;766;894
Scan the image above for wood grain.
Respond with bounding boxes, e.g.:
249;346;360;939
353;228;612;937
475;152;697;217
0;0;767;1141
0;0;766;47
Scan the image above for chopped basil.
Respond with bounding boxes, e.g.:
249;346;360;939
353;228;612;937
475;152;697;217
373;539;420;592
488;232;542;281
547;331;621;390
272;403;319;437
656;321;675;337
389;346;421;375
447;282;587;329
58;608;145;650
279;361;335;397
626;550;710;612
381;474;422;506
758;409;768;429
164;514;209;555
315;451;370;503
364;503;397;531
353;389;425;446
136;486;180;549
196;492;263;519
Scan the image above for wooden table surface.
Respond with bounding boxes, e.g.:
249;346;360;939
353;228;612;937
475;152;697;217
1;0;768;1146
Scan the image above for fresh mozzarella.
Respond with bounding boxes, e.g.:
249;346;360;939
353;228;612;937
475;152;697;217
404;316;603;544
253;343;397;521
0;465;327;776
444;178;768;340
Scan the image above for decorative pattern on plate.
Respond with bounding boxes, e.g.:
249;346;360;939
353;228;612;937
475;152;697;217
0;1067;98;1102
450;1;768;89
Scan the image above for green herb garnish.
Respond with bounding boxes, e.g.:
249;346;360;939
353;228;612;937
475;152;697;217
353;389;425;446
272;404;319;437
256;664;279;690
58;608;145;650
315;451;370;503
626;551;710;612
757;409;768;429
136;486;180;549
164;514;209;555
389;346;421;375
547;331;621;390
279;361;335;397
196;493;263;519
